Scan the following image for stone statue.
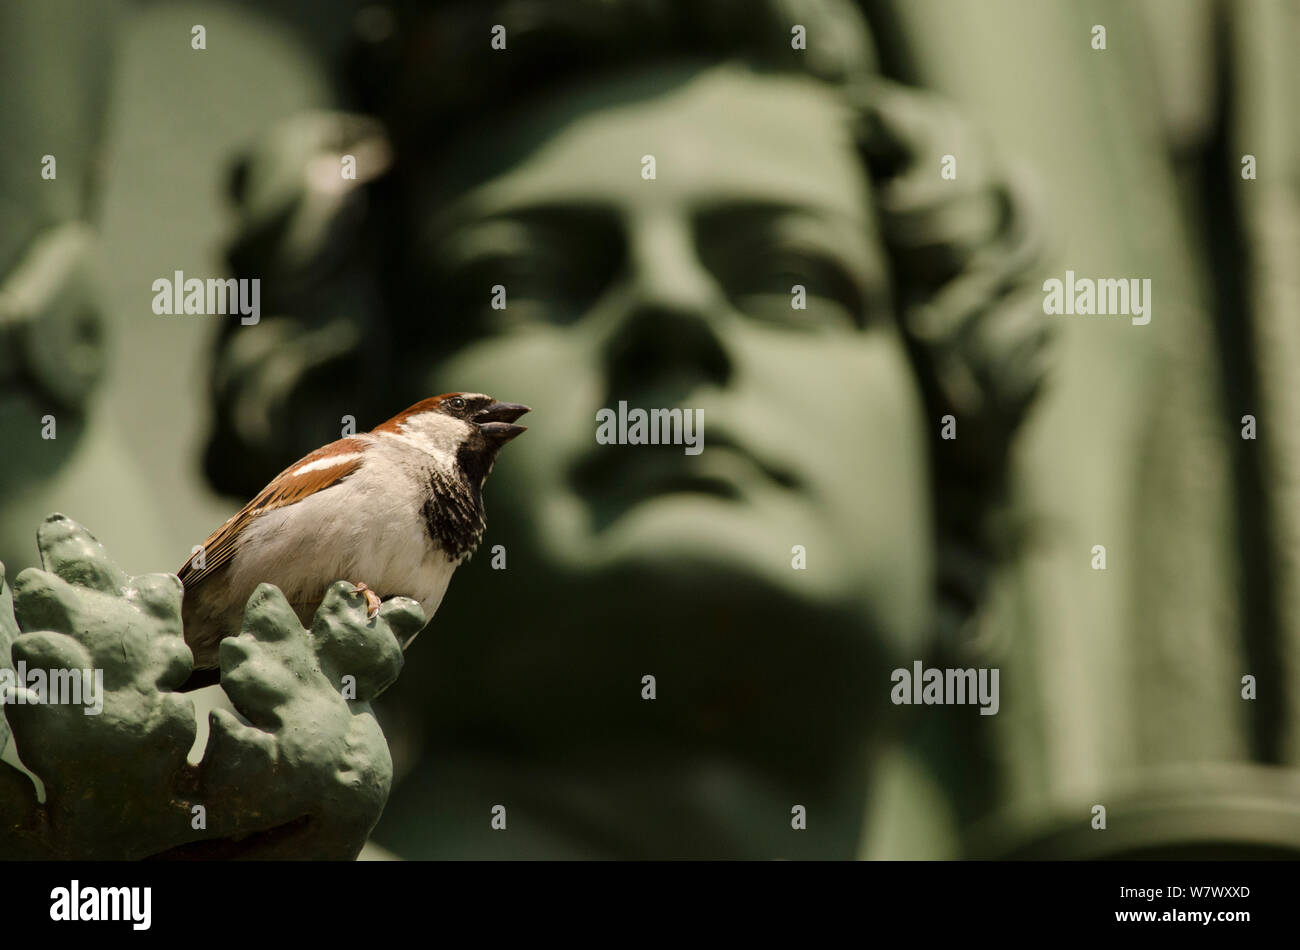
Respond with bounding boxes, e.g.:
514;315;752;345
3;0;1050;859
199;0;1050;858
1;514;423;859
7;0;1298;859
0;1;115;571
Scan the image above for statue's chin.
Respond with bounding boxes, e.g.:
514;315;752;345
457;491;915;681
569;490;795;559
536;509;865;638
559;494;873;610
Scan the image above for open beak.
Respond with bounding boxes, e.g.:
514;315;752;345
475;401;530;444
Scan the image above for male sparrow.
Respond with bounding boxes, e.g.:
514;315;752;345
178;393;529;673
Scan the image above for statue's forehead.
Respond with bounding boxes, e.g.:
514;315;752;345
425;63;869;225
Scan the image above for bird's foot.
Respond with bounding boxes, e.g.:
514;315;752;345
352;582;382;619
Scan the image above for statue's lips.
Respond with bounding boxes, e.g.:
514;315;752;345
572;435;798;506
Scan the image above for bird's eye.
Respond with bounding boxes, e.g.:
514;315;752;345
448;397;467;411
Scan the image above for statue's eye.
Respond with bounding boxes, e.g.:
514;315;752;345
448;396;466;411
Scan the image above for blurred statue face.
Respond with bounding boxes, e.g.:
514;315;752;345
405;64;933;682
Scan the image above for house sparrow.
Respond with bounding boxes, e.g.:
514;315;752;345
178;393;529;674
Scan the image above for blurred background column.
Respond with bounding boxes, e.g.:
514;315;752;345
865;0;1300;857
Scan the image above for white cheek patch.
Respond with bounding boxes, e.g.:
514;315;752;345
292;452;364;477
396;414;468;464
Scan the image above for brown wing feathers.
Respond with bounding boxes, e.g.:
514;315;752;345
177;437;369;590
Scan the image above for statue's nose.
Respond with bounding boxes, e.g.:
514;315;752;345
600;212;734;391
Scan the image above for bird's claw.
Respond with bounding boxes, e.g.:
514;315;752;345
352;582;382;620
